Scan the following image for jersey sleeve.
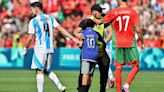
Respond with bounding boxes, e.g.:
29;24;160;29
50;15;60;28
103;9;116;24
28;19;35;34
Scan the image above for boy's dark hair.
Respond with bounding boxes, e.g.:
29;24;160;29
85;19;95;28
122;0;127;2
31;2;43;10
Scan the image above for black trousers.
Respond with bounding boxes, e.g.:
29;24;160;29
78;50;110;92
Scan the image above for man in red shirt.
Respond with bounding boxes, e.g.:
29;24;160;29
104;0;144;92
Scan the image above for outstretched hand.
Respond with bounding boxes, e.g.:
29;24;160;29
72;37;84;47
72;37;80;44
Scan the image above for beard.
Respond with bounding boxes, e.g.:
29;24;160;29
32;13;37;17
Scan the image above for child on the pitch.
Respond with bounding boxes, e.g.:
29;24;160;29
75;19;106;92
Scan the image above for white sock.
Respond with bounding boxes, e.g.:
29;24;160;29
47;72;63;88
36;74;44;92
123;83;129;89
108;67;114;80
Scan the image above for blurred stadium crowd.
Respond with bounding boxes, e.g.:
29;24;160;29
0;0;164;48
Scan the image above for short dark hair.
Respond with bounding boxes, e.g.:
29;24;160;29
122;0;127;2
31;2;43;10
85;19;95;28
91;4;102;13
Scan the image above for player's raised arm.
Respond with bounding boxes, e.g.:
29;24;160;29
103;9;115;24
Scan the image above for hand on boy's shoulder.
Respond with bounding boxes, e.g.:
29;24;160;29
78;40;83;47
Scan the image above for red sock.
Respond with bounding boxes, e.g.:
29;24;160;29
115;66;122;92
126;65;139;85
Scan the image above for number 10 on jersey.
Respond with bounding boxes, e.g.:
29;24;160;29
87;38;95;48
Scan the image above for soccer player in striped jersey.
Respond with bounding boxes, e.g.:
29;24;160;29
104;0;144;92
23;1;80;92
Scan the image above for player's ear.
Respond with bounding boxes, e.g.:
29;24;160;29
36;8;38;14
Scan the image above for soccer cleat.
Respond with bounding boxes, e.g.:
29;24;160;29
58;86;66;92
121;87;130;92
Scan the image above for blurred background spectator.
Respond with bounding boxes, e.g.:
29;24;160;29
0;0;164;48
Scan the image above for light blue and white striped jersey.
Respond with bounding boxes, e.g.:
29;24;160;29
28;13;59;53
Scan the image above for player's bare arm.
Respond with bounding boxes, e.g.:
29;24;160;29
24;34;34;48
56;25;80;44
23;34;34;56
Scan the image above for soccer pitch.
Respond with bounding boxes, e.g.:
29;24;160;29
0;70;163;92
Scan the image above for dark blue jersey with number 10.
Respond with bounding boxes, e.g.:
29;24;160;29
81;28;99;62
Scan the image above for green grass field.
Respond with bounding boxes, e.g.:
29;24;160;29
0;70;164;92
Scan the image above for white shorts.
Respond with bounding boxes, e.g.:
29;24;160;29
31;48;53;71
